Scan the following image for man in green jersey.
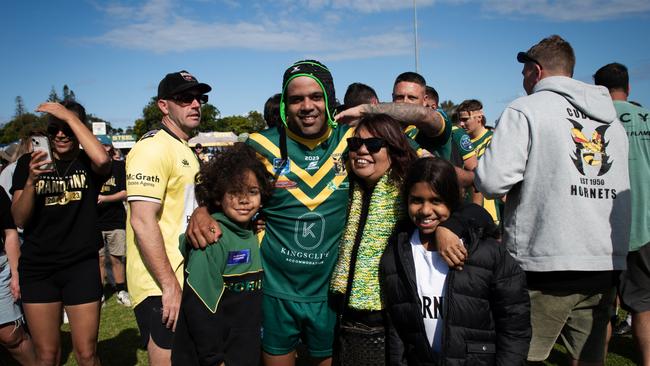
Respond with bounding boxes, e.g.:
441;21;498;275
390;72;475;188
187;60;448;366
595;62;650;364
457;99;503;226
425;85;478;183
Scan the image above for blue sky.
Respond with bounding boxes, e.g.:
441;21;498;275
1;0;649;130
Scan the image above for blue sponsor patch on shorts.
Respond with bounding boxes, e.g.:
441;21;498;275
227;249;251;265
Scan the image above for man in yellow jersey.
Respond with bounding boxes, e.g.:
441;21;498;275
126;71;210;365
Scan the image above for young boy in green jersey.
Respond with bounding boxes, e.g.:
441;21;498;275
172;143;273;366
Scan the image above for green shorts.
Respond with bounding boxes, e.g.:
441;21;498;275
527;288;616;363
262;295;336;358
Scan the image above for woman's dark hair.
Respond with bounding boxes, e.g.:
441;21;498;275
47;100;90;141
354;113;417;182
48;100;88;126
195;143;274;213
403;157;461;213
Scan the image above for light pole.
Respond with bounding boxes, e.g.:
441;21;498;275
414;0;419;73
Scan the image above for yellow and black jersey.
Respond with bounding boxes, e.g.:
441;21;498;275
126;126;200;307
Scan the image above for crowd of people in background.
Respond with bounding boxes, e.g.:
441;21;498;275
0;33;648;366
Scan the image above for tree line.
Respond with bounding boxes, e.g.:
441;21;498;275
0;86;267;144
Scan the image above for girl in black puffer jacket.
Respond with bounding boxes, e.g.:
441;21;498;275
380;157;531;366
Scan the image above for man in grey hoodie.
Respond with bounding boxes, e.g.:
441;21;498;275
475;35;631;365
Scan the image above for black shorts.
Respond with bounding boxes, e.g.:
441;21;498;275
20;257;102;305
134;296;174;350
619;243;650;313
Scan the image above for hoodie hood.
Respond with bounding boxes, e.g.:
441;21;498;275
533;76;616;124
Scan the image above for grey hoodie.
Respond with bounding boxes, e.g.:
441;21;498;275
476;76;630;272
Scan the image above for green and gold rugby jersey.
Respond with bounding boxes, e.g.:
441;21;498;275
246;125;354;302
451;126;476;162
472;128;493;159
404;109;452;159
472;128;502;225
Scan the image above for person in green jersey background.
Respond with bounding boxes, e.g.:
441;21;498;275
390;73;476;190
595;62;650;364
457;99;504;227
340;82;379;112
425;86;478;196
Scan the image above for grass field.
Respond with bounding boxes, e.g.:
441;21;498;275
0;292;641;365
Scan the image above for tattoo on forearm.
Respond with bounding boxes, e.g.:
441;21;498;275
367;103;435;126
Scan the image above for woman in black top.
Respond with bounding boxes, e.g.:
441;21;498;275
11;101;111;366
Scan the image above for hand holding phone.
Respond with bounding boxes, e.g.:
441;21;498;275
31;136;54;171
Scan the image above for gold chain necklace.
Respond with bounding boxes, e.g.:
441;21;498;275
53;155;78;195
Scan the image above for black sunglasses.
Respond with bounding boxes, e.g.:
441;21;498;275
347;137;387;154
47;123;74;138
170;93;208;105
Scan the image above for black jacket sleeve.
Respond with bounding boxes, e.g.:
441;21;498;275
385;308;407;366
490;244;531;365
439;203;498;239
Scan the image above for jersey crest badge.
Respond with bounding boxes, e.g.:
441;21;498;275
460;135;473;151
331;153;346;176
273;158;291;176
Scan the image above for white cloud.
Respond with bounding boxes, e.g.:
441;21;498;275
330;0;435;13
481;0;650;21
94;0;173;21
88;0;417;60
320;33;414;61
280;0;435;13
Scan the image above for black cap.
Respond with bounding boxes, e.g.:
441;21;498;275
517;51;536;64
157;70;211;100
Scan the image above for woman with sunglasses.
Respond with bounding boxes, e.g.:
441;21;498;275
11;100;111;366
330;113;417;365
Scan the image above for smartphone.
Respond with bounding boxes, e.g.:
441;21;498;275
31;136;54;170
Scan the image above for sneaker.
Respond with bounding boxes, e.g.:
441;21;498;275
101;294;106;308
63;309;69;324
116;290;132;307
614;321;632;336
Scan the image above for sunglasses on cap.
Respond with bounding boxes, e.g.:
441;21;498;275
347;137;387;154
47;123;74;138
169;93;208;106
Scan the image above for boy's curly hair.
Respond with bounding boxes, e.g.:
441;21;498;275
194;143;274;213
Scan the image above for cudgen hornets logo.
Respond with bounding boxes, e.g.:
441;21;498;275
569;118;612;176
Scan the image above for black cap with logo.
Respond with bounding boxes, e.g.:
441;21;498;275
157;70;211;100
